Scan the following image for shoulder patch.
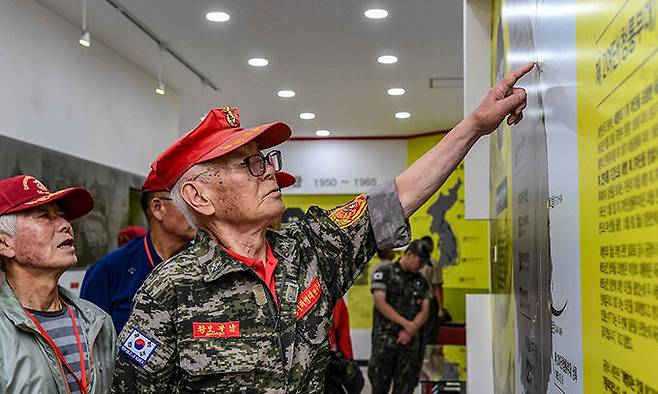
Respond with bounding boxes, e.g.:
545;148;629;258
328;194;368;229
120;329;159;367
373;271;384;281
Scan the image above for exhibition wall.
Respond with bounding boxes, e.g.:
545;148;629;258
0;0;180;176
489;0;658;392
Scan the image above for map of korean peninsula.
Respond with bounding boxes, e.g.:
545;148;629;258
427;178;462;267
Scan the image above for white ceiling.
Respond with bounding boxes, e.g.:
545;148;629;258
38;0;463;137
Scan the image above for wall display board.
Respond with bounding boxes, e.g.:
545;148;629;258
278;139;407;195
489;0;658;392
408;134;491;292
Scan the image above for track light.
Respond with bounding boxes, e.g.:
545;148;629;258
79;31;91;47
79;0;90;48
155;45;166;96
155;80;165;95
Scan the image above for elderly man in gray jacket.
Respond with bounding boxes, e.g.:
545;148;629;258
0;175;116;394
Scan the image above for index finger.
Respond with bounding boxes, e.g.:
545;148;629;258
502;62;535;86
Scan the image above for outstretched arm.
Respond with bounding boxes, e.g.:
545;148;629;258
396;62;534;218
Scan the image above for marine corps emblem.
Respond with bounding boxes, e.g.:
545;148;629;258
328;194;368;229
222;106;240;127
22;176;50;195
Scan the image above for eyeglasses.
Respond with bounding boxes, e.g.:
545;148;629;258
239;150;283;177
191;150;283;181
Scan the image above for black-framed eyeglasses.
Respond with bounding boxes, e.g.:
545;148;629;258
240;150;283;177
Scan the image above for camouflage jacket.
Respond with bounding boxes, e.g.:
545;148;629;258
370;261;430;348
111;180;410;393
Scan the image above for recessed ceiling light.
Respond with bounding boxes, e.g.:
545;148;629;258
364;9;389;19
299;112;316;120
206;12;230;22
387;88;405;96
316;129;330;137
248;58;269;67
395;111;411;119
378;55;398;64
277;90;296;98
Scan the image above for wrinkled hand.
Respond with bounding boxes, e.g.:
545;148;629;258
467;62;534;136
402;320;419;336
397;329;413;345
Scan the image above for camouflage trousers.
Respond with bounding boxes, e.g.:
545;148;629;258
367;338;422;394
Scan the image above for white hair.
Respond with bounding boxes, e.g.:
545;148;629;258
170;167;203;231
0;213;17;269
0;213;17;236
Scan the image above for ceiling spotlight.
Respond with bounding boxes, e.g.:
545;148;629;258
377;55;398;64
364;9;389;19
277;90;296;98
79;31;91;48
387;88;405;96
395;111;411;119
315;130;330;137
299;112;316;120
155;80;166;95
79;0;90;47
248;58;269;67
206;12;230;22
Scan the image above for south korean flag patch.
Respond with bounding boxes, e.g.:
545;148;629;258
120;329;158;367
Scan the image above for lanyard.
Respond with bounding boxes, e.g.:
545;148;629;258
24;303;88;394
143;236;156;268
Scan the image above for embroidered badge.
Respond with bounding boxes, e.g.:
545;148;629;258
221;106;240;127
192;321;240;338
22;176;49;194
328;194;368;229
285;283;299;303
296;277;323;320
253;285;268;306
120;329;158;367
373;272;384;280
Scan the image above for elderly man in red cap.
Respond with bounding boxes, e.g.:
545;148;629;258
112;63;533;393
80;171;197;334
0;175;117;394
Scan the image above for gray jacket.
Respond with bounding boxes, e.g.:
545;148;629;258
0;281;117;393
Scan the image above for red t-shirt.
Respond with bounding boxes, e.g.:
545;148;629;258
223;242;279;306
328;298;353;359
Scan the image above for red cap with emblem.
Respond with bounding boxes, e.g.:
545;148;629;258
0;175;94;220
149;107;291;190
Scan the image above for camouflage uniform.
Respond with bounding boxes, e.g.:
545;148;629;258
111;181;410;393
368;261;430;394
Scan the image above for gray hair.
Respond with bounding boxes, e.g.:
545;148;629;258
170;165;207;231
0;213;17;236
0;213;17;270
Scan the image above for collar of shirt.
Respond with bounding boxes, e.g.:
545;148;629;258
222;242;279;306
144;232;163;268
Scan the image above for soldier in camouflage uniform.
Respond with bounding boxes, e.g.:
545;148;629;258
112;63;533;393
368;240;432;394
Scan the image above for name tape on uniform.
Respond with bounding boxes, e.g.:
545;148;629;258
192;321;241;338
120;329;158;367
296;277;323;320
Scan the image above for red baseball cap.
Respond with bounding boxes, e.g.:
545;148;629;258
118;226;147;240
0;175;94;220
275;171;296;188
150;106;291;190
141;169;169;193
